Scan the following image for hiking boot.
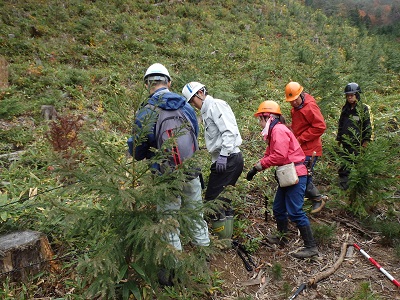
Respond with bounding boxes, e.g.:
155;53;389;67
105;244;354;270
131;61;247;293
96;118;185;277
292;225;318;259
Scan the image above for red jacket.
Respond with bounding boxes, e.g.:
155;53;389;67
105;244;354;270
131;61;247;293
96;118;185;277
290;93;326;156
260;123;307;177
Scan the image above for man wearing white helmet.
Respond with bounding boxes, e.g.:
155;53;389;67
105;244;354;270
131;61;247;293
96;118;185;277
182;82;244;241
130;64;210;285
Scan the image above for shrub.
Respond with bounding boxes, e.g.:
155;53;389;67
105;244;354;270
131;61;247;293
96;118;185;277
311;223;336;246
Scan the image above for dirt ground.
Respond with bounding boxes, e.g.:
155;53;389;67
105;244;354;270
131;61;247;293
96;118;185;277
209;195;400;300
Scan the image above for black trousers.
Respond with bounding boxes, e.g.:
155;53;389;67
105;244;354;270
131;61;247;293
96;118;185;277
338;145;358;178
205;152;244;202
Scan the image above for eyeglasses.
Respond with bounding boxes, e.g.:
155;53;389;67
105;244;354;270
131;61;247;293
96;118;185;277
190;94;199;103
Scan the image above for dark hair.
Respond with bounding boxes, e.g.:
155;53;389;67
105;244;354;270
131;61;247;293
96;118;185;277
259;114;286;125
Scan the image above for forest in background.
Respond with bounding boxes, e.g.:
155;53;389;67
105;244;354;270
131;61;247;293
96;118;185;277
305;0;400;34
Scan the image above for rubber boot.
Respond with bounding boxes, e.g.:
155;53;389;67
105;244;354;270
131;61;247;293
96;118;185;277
211;218;228;239
225;208;234;240
292;225;318;259
157;268;174;286
306;181;327;214
338;167;350;191
310;195;328;214
339;175;349;190
265;219;288;246
305;181;320;199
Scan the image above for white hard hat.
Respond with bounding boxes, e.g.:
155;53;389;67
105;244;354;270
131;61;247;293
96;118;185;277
182;82;205;102
144;63;171;82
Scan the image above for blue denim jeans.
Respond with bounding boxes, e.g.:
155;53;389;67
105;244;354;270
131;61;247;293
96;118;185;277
272;175;310;227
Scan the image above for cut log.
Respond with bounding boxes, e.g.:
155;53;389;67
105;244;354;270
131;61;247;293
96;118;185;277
0;56;8;89
41;105;58;120
0;230;59;281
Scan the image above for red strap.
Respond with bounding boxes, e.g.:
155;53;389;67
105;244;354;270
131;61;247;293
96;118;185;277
167;129;182;165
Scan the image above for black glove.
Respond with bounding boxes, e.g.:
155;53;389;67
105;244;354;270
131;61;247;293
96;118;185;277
246;167;258;181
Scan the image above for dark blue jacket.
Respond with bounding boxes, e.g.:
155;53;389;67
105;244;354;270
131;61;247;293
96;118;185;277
130;87;199;162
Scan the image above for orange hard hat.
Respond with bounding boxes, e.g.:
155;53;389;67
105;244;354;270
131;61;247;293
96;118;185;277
285;82;304;102
254;100;282;116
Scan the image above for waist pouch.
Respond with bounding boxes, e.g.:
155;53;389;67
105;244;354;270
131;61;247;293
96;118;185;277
276;162;299;187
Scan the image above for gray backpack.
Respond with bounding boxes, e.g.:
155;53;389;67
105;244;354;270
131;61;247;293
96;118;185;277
148;104;199;174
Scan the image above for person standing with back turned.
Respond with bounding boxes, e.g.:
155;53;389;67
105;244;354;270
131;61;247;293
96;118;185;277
131;63;210;254
284;82;327;214
182;82;244;241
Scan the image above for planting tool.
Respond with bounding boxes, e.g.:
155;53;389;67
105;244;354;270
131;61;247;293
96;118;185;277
306;151;317;175
288;283;306;300
232;240;257;272
353;243;400;287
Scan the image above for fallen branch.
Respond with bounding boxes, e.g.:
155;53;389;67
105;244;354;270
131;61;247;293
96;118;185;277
288;241;349;299
308;241;348;286
332;216;377;239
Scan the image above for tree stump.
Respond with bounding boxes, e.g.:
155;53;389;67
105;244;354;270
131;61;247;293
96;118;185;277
0;56;8;89
0;230;59;281
41;105;58;120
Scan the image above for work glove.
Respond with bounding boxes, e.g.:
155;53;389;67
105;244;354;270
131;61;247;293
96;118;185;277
216;155;228;173
246;167;258;181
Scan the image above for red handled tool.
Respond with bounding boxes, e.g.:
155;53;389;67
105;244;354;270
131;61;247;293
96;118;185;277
353;243;400;287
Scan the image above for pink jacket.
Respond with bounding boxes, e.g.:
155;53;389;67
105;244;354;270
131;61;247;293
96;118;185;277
290;93;326;156
260;123;307;176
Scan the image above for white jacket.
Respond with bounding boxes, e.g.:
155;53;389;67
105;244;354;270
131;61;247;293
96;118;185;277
200;95;242;162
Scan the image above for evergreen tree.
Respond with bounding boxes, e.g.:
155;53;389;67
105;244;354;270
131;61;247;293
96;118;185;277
330;103;399;217
45;94;215;298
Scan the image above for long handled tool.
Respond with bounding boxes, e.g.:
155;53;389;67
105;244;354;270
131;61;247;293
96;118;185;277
306;151;317;176
354;243;400;287
288;283;306;300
